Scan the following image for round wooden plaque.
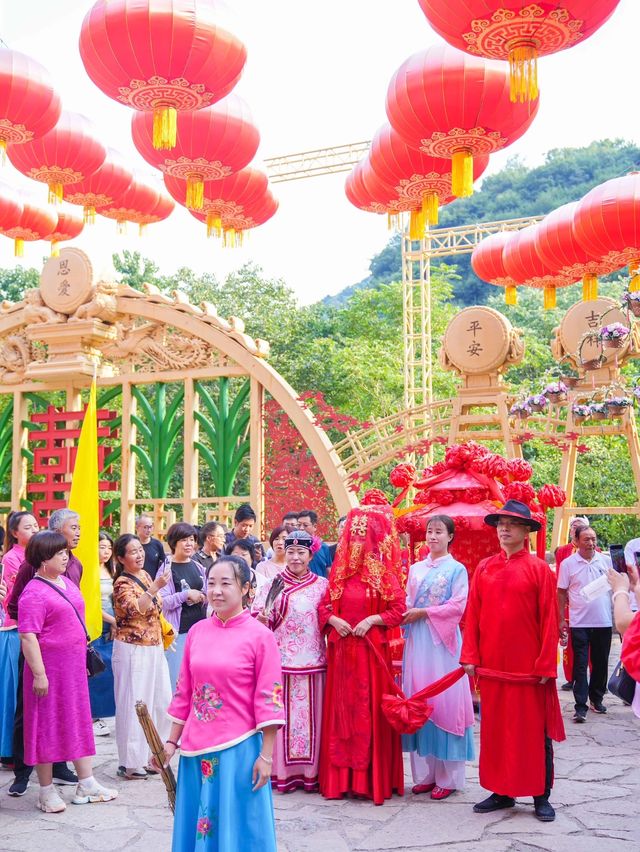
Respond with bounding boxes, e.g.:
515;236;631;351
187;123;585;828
443;306;513;375
557;298;629;365
40;248;94;314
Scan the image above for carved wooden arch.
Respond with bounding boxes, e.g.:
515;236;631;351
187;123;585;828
113;289;356;519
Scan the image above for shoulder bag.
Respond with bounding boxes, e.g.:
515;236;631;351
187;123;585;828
34;576;106;678
608;658;636;705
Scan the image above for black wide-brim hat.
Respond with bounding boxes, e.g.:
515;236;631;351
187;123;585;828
484;499;541;532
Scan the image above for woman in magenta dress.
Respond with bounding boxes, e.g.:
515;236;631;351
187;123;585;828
18;531;117;814
318;503;406;805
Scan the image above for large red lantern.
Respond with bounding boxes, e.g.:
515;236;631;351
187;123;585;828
79;0;247;150
369;124;489;228
573;173;640;292
386;44;538;197
132;95;259;211
218;192;278;247
0;49;61;155
471;230;518;305
65;148;133;224
345;161;402;217
503;223;572;308
45;204;84;256
535;202;616;301
0;181;23;239
417;1;621;102
7;111;106;203
96;173;160;233
136;193;175;235
0;196;57;256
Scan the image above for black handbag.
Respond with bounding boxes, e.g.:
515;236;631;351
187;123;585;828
35;577;106;678
608;659;636;705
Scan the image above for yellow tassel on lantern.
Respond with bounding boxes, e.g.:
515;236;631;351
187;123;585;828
139;223;147;236
152;105;177;150
422;192;439;226
509;43;539;103
387;211;400;231
582;273;598;301
409;209;426;241
630;273;640;293
50;241;60;257
117;220;127;236
505;285;517;306
451;149;473;198
14;238;24;257
629;260;639;276
223;228;238;248
0;139;6;166
48;182;63;204
186;174;204;211
543;284;556;310
206;214;222;238
83;205;96;225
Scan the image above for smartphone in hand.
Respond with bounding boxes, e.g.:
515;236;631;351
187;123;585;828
609;545;627;574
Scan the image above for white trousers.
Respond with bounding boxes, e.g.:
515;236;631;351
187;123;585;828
410;752;466;790
112;640;171;770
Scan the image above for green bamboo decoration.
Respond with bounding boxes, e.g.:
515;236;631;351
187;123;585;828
0;399;13;501
195;379;250;495
131;383;184;498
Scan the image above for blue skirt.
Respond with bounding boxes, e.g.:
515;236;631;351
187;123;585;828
172;733;277;852
403;719;475;762
0;629;19;756
88;630;116;718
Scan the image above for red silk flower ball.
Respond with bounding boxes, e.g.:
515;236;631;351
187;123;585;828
361;488;390;507
507;458;533;482
503;482;536;504
390;463;417;488
537;484;566;510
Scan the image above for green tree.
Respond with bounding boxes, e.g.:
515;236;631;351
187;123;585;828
0;266;39;302
112;250;161;291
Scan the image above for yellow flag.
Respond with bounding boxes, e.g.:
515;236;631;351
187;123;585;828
69;381;102;641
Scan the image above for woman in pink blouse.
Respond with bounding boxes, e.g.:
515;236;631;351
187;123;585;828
157;554;285;852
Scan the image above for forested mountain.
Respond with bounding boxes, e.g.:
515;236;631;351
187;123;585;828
330;139;640;306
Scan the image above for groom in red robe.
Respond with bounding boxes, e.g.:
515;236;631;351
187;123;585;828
461;500;565;822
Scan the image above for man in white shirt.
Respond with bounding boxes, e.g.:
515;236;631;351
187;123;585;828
557;527;612;723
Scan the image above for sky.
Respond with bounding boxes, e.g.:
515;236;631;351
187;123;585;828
1;0;639;304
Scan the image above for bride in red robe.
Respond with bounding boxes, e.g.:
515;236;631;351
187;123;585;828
318;502;406;805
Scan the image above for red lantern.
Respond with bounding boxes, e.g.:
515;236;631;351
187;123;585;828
417;1;620;102
96;173;160;234
0;196;57;256
573;173;640;293
136;193;175;235
535;202;616;301
503;223;571;309
386;44;538;197
65;148;133;224
79;0;246;150
132;95;259;211
0;181;23;239
218;192;278;247
7;111;106;203
0;49;61;155
45;204;84;256
345;161;401;217
369;124;489;230
471;231;518;305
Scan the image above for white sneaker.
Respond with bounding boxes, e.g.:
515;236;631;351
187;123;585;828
72;780;118;804
93;719;110;737
38;786;66;813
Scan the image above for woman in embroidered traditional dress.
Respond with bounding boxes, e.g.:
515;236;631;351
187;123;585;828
402;515;475;799
157;555;285;852
318;502;406;806
253;529;328;792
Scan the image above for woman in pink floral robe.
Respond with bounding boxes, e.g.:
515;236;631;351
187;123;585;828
253;531;328;792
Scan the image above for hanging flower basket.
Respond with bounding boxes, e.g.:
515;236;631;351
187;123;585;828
578;332;604;371
543;381;568;405
560;374;579;389
589;403;607;421
509;402;531;420
572;404;591;425
527;394;548;413
623;291;640;318
605;396;632;418
600;322;630;349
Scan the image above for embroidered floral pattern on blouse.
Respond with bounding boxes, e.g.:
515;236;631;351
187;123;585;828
197;815;212;839
263;681;284;710
200;757;219;782
192;684;224;722
415;570;451;608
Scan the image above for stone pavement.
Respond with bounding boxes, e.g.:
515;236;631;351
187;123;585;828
2;636;638;852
